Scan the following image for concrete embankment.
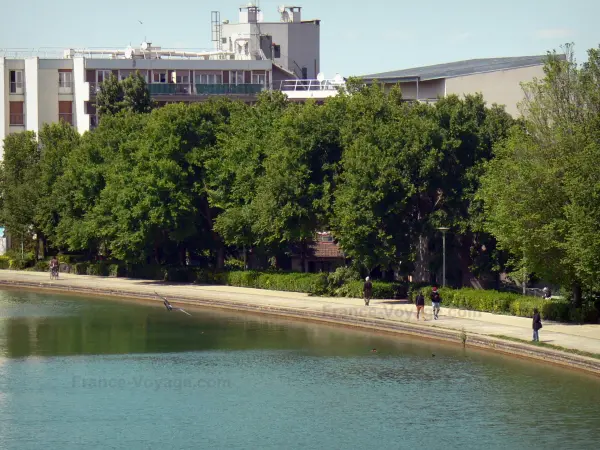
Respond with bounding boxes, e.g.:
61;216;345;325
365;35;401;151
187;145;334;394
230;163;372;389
1;270;600;375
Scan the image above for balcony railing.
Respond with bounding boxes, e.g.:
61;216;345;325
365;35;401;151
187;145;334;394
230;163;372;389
9;82;24;94
88;81;266;97
195;84;264;95
279;79;343;92
59;113;73;125
148;83;265;95
9;114;25;126
59;81;74;94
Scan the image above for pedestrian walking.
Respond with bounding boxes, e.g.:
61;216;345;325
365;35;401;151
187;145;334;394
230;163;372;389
532;308;542;342
430;287;441;320
363;276;372;306
415;291;425;320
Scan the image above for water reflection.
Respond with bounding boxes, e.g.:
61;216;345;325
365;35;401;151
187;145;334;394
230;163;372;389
1;288;600;450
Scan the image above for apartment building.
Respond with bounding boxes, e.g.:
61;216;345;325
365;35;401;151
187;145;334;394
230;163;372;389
1;4;342;158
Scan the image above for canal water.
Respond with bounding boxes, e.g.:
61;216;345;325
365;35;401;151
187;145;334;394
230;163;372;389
0;288;599;449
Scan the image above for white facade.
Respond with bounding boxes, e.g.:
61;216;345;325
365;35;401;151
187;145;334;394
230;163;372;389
0;4;338;158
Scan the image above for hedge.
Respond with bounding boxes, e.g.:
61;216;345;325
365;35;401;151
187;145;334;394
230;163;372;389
409;286;599;323
334;280;400;299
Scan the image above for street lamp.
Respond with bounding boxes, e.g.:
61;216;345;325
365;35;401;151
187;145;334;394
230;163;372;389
437;227;449;287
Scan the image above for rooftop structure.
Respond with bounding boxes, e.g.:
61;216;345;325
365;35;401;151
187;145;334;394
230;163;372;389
1;4;344;157
361;55;563;116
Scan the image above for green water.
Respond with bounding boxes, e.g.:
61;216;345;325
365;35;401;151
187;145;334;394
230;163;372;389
0;288;599;450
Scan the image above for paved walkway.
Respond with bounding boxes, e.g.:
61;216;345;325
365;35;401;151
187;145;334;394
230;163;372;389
1;270;600;355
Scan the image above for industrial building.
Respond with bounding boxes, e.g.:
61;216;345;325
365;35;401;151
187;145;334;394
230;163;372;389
0;4;342;158
361;55;563;116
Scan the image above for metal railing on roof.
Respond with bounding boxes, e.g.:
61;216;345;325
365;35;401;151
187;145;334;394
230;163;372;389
0;47;65;58
278;79;345;91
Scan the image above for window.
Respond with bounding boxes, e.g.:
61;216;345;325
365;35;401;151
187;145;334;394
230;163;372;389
9;70;24;94
96;70;112;83
229;71;244;85
59;71;73;90
301;67;308;80
252;73;266;86
273;45;281;58
9;101;24;126
317;233;334;243
153;71;167;83
195;73;223;84
59;101;73;125
221;37;227;44
175;74;190;84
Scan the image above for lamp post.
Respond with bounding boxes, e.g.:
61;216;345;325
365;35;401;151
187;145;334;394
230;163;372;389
437;227;449;287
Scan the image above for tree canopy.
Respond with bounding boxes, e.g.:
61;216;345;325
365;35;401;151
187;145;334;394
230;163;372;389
2;44;600;303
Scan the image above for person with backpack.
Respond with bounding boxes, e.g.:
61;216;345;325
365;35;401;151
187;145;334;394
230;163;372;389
430;287;441;320
415;291;425;320
532;308;542;342
363;277;373;306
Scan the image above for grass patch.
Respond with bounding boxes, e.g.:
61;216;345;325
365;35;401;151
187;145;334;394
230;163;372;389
491;334;600;360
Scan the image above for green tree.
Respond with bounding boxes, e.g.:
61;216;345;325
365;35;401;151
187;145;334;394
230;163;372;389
90;102;227;265
35;121;81;251
250;99;343;269
0;131;41;256
478;45;600;302
208;91;289;264
96;72;153;117
331;83;439;273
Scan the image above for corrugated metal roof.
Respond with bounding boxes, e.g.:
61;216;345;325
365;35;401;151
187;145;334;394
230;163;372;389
362;54;565;81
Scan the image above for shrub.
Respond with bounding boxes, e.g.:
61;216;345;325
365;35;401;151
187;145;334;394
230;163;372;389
327;266;360;291
108;264;126;277
57;254;86;265
32;260;50;272
335;280;399;299
125;264;165;280
73;262;89;275
220;270;328;295
164;267;195;282
0;256;10;270
9;258;33;270
192;269;226;285
408;285;598;323
86;263;111;276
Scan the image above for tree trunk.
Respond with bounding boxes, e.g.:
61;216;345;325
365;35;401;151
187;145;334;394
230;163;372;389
300;239;307;273
572;282;582;307
216;246;225;269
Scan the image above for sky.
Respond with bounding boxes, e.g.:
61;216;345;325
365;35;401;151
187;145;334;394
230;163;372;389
0;0;598;77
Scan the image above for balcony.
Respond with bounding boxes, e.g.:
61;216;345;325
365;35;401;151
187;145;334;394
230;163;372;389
88;82;265;98
9;113;25;126
194;84;264;95
148;83;265;96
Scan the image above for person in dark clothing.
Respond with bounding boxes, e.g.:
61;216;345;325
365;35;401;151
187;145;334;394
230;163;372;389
532;308;542;342
415;291;425;320
430;287;441;320
363;277;372;306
